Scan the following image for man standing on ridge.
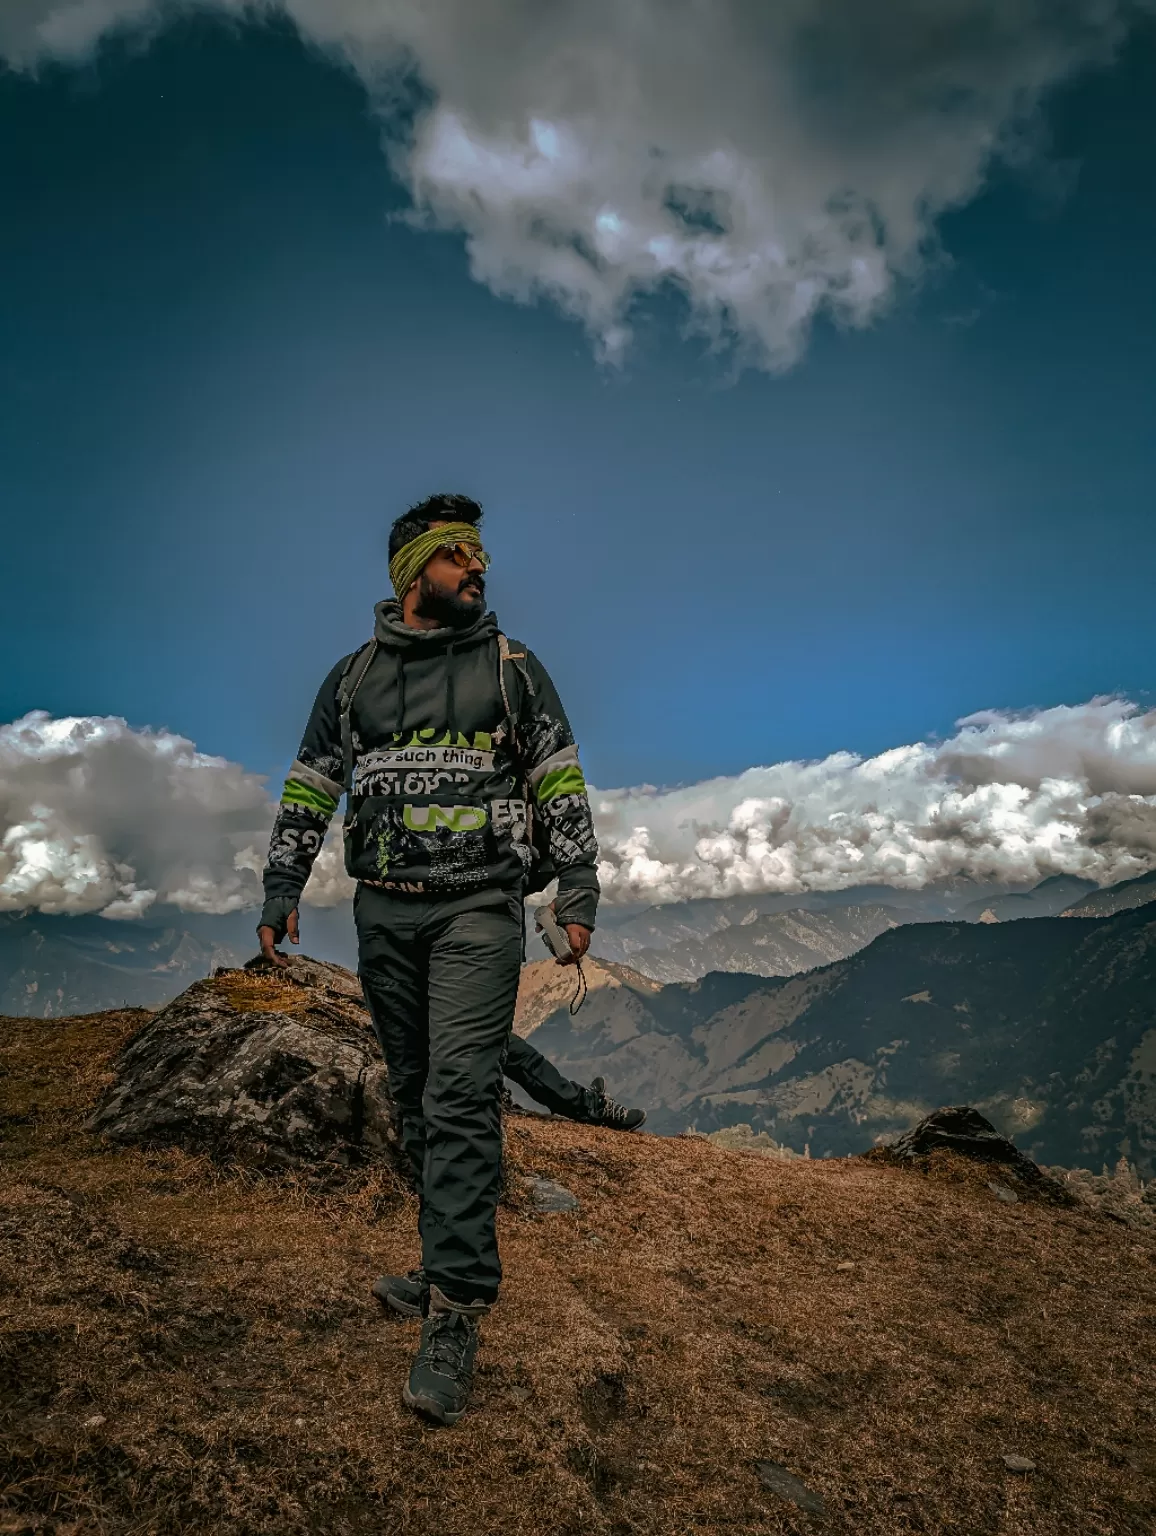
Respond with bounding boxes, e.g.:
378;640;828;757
256;493;600;1426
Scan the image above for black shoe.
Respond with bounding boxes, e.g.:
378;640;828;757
402;1288;484;1426
371;1266;426;1318
584;1076;646;1131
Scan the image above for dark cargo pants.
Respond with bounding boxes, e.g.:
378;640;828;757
355;885;523;1306
504;1033;588;1119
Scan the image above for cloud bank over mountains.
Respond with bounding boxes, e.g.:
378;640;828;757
594;699;1156;904
4;0;1152;368
0;713;352;920
3;700;1156;919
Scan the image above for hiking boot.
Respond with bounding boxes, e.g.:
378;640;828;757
584;1076;646;1131
402;1285;486;1426
371;1266;427;1318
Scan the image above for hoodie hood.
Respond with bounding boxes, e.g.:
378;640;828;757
373;598;499;652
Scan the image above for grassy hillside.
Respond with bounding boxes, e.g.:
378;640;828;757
2;1001;1155;1535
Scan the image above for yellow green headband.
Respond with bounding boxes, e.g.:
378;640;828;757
389;522;483;599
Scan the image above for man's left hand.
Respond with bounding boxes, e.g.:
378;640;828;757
558;923;592;967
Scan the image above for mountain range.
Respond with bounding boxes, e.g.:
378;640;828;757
1;868;1151;1019
587;873;1098;979
619;903;902;982
0;912;247;1017
0;907;359;1017
518;899;1156;1175
586;880;984;963
5;868;1156;1176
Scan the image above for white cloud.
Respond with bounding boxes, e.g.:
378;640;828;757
0;712;272;917
0;711;355;919
594;698;1156;903
3;700;1156;918
2;0;1151;368
295;829;357;908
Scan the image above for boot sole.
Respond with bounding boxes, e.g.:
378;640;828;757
402;1382;464;1425
371;1283;423;1319
591;1111;646;1131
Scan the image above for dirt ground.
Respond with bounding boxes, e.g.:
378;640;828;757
2;1008;1155;1536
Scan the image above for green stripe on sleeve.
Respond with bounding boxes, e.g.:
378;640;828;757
535;764;587;804
281;778;339;817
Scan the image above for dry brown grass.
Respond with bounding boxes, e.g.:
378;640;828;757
2;1009;1155;1536
205;972;309;1015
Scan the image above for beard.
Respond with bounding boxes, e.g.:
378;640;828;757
414;571;486;629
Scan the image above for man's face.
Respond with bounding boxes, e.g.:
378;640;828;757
412;526;487;628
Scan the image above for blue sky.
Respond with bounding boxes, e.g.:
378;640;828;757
2;10;1154;801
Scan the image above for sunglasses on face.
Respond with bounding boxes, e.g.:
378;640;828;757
437;541;491;571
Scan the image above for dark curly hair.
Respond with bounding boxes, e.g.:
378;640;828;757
389;493;484;560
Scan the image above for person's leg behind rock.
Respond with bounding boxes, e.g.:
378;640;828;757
504;1032;588;1118
504;1034;648;1132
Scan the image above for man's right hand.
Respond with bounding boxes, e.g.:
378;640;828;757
257;907;299;967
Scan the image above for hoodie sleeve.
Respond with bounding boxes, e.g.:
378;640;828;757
258;656;350;936
516;648;601;931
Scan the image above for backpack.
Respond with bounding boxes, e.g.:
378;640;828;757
334;633;556;894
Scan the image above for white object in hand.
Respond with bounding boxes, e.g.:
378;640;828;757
534;904;574;961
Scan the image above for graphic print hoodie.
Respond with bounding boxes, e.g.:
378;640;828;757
260;601;599;930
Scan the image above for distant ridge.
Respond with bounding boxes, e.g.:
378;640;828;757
0;907;359;1017
4;870;1155;1019
590;875;1096;965
1062;868;1156;919
954;873;1096;923
624;904;901;982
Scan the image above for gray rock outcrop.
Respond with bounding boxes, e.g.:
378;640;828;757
887;1106;1074;1203
890;1105;1030;1165
89;956;402;1171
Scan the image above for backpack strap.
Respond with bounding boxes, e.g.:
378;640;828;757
496;633;520;750
496;633;537;757
498;634;555;888
337;639;378;797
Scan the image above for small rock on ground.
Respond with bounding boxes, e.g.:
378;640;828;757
754;1460;826;1514
1002;1455;1036;1473
987;1182;1020;1203
526;1176;580;1214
